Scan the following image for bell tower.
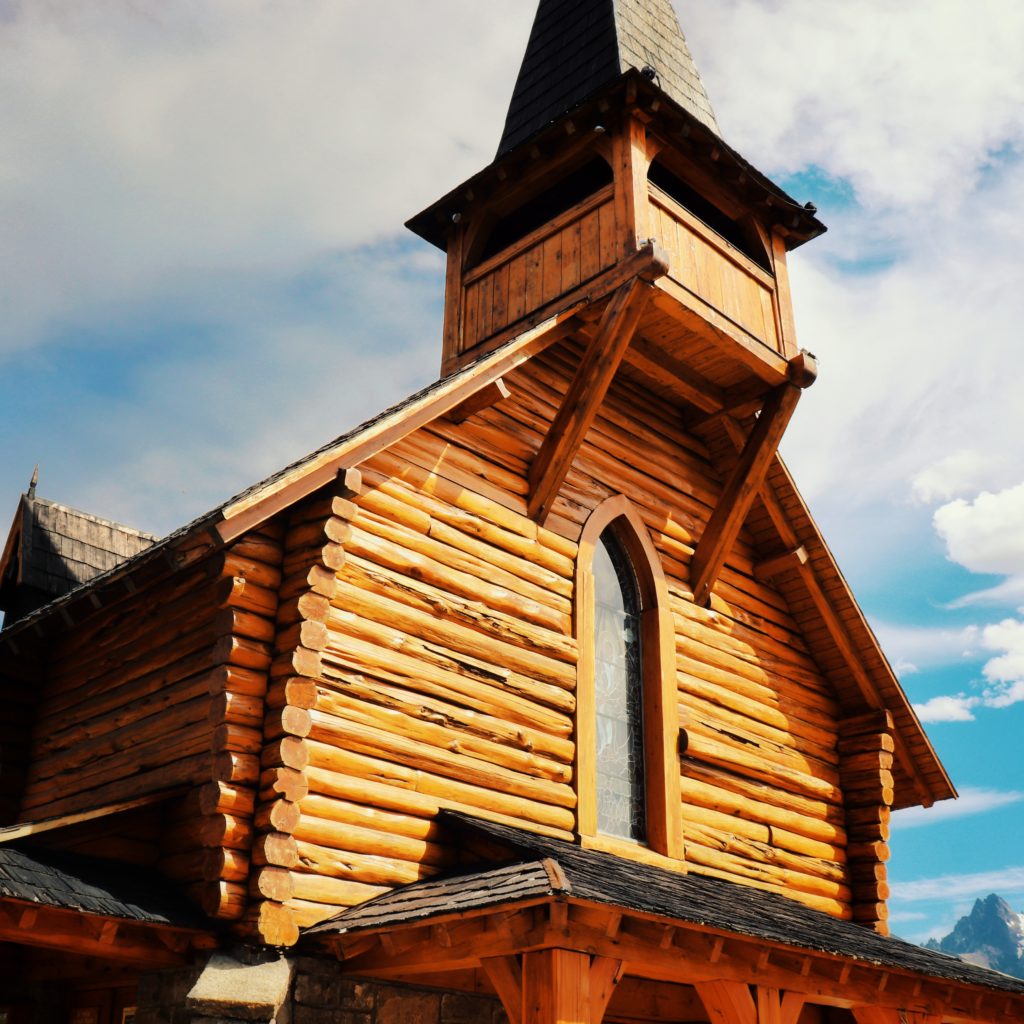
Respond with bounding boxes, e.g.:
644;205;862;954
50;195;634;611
408;0;824;583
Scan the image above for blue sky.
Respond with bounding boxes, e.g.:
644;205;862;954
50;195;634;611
2;0;1023;945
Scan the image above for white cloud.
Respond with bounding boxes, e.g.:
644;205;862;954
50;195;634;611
913;695;980;724
687;0;1024;211
872;622;981;674
912;451;1018;505
892;865;1024;903
893;787;1024;829
0;0;532;357
934;484;1024;578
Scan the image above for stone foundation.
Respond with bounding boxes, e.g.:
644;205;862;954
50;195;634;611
136;953;508;1024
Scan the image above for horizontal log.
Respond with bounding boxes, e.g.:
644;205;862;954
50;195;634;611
322;618;575;720
209;691;263;730
319;671;572;761
679;769;846;846
276;592;333;629
264;706;312;741
208;664;269;699
254;799;301;835
270;647;323;681
213;635;273;672
289;873;388;909
252;832;299;868
262;737;309;772
306;745;575;833
218;576;277;618
221;551;283;591
251;899;299;947
292;813;450;866
328;584;575;688
201;880;247;920
293;839;435;887
308;711;575;810
276;620;329;654
279;564;339;602
250;866;294;903
227;535;285;568
285;516;351;551
213;751;261;786
265;677;318;711
259;767;309;805
313;691;571;783
199;781;257;817
212;723;263;756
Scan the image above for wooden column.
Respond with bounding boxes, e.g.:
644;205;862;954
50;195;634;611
697;983;804;1024
508;949;622;1024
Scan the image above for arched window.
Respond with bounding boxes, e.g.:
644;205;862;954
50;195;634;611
593;530;646;841
576;496;683;861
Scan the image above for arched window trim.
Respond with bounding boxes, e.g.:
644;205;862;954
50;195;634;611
575;495;683;862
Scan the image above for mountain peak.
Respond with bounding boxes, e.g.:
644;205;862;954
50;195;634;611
925;893;1024;978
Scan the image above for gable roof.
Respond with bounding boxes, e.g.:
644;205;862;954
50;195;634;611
0;283;954;810
0;491;156;622
308;812;1024;997
498;0;720;155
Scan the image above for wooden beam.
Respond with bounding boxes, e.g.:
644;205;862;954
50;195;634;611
528;277;653;522
0;787;188;846
696;980;756;1024
482;956;523;1024
690;384;801;604
624;334;724;414
0;901;198;967
754;546;809;582
448;379;512;424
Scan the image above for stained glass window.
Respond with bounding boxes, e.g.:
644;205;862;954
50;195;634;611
593;529;646;842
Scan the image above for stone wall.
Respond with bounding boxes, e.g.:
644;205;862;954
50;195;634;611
291;958;508;1024
135;953;508;1024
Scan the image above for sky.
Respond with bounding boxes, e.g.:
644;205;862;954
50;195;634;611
2;0;1023;946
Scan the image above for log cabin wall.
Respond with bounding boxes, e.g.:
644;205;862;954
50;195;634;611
266;333;864;940
13;523;285;922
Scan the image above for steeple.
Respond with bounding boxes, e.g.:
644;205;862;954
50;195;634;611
498;0;719;156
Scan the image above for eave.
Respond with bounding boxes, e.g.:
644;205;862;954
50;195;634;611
406;70;826;254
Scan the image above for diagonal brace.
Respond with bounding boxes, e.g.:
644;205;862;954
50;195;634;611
690;383;801;605
528;277;653;523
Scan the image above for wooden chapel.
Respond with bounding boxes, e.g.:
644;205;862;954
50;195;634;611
1;1;1022;1023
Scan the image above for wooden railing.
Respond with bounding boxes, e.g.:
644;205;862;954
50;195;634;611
648;186;782;355
460;186;617;351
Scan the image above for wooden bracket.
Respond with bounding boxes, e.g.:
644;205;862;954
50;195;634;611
754;546;808;582
690;384;801;605
482;956;523;1024
528;277;653;523
447;379;511;424
695;980;757;1024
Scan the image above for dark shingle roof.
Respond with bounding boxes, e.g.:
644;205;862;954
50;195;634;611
0;843;204;928
0;492;156;622
498;0;720;155
307;812;1024;997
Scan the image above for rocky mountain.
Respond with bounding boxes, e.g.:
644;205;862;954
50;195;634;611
924;894;1024;978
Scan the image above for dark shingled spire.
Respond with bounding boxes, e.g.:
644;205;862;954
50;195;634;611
498;0;720;156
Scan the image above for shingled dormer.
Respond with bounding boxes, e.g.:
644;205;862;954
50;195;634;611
0;478;156;626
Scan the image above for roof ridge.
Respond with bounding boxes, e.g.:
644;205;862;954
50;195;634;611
28;495;158;541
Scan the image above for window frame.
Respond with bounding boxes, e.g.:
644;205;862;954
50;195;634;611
575;495;683;862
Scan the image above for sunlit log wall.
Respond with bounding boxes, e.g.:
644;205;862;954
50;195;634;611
272;336;862;936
